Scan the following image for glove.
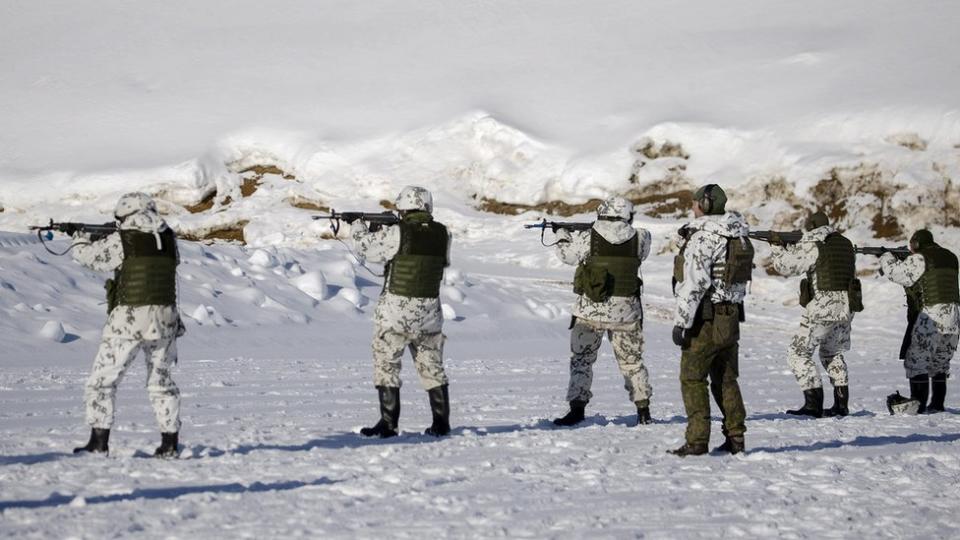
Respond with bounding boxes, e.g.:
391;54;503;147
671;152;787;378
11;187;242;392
672;325;686;347
769;231;783;246
59;223;81;236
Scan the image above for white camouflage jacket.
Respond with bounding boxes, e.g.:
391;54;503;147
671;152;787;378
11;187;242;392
880;253;960;334
352;220;451;335
673;212;750;329
771;225;852;322
71;212;181;341
555;220;651;324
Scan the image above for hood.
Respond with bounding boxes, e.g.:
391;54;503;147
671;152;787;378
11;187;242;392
801;225;837;243
687;211;749;238
592;220;636;244
115;192;169;248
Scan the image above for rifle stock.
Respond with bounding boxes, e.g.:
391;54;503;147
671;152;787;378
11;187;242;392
855;246;911;260
747;230;803;246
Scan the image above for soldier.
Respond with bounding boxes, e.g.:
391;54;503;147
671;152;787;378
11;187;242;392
352;186;452;437
669;184;752;456
771;212;859;417
880;229;960;413
70;192;184;457
551;196;654;427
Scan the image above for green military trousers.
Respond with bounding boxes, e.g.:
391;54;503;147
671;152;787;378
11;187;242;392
679;304;747;446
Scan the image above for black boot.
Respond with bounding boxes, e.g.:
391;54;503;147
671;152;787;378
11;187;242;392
668;442;708;457
360;386;400;438
154;432;179;458
73;427;110;454
635;400;652;426
425;385;451;436
786;387;824;418
713;435;745;455
909;375;929;414
928;374;947;413
553;400;587;426
823;386;849;417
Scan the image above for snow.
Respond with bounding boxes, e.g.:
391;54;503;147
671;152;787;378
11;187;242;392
3;0;960;537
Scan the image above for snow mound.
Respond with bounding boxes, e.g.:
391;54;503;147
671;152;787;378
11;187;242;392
37;320;66;342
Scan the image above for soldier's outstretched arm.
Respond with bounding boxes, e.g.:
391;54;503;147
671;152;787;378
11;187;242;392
554;230;589;265
351;220;400;263
673;232;714;329
880;252;924;287
71;232;123;273
770;242;816;277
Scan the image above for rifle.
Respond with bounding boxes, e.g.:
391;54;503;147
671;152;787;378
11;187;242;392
747;230;803;246
313;210;399;236
28;220;118;255
524;219;593;246
854;246;911;260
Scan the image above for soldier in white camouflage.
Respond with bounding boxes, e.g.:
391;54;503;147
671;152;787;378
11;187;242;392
549;196;654;427
352;186;453;437
770;212;859;418
880;229;960;413
669;184;751;456
70;192;184;458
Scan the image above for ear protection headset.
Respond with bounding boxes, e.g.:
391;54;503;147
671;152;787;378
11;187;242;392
698;184;718;214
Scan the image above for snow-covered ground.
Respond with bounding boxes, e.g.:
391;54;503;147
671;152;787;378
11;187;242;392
3;1;960;538
3;227;960;538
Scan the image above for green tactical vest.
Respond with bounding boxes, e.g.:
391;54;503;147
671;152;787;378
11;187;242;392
574;229;641;301
919;244;960;307
813;233;856;292
109;228;178;311
386;212;448;298
710;236;754;288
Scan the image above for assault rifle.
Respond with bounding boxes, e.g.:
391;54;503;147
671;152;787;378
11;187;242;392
854;246;911;260
524;219;593;246
313;210;399;236
747;230;803;246
29;220;117;241
28;220;118;255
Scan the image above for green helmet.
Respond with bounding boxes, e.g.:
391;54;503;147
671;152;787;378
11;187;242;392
693;184;727;215
909;229;934;252
803;211;829;231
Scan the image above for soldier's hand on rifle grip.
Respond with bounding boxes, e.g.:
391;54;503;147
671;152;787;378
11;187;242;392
769;231;783;246
672;325;687;347
368;222;383;233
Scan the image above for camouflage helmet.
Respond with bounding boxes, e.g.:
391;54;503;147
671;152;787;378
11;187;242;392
597;196;634;221
395;186;433;213
886;391;920;415
909;229;934;252
693;184;727;215
114;192;158;221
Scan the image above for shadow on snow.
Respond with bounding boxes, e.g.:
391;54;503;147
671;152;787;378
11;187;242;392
751;432;960;454
0;477;339;511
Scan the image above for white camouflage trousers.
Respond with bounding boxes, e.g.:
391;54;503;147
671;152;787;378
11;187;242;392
372;326;448;390
787;313;850;391
85;337;181;432
905;314;958;378
565;318;652;404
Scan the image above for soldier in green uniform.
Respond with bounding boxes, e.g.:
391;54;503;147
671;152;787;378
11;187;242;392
70;192;184;457
352;186;452;437
880;230;960;412
669;184;752;456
